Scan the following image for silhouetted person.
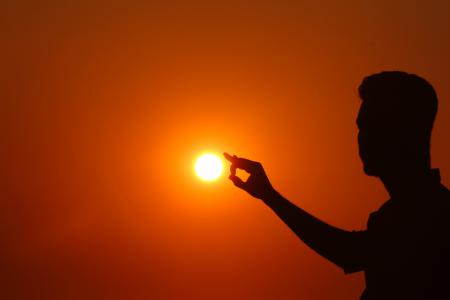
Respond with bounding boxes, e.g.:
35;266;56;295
225;71;450;299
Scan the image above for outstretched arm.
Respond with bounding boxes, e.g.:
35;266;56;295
224;153;366;272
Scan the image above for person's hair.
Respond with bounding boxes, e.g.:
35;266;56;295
358;71;438;134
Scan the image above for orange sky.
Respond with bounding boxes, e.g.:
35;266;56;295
3;1;450;299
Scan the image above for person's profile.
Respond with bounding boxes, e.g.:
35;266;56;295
225;71;450;299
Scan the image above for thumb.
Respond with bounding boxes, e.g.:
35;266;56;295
229;174;246;189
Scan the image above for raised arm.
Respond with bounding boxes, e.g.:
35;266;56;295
224;153;366;272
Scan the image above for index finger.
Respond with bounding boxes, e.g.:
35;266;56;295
223;152;236;163
223;152;260;173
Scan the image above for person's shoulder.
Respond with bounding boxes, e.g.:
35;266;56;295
440;183;450;195
375;198;395;212
431;184;450;208
425;184;450;227
367;198;394;226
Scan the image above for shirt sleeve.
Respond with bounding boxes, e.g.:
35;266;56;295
343;230;368;274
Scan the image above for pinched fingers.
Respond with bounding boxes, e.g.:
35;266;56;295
228;174;246;189
223;152;262;174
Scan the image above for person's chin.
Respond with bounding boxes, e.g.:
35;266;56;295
363;165;381;177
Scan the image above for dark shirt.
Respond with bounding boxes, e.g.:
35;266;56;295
345;169;450;299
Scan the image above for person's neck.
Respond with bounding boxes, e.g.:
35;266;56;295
380;167;434;199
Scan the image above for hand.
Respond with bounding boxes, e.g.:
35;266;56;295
223;152;276;200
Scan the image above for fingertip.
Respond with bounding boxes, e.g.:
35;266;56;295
223;152;233;161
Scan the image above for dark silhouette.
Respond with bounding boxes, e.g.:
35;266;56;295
224;71;450;299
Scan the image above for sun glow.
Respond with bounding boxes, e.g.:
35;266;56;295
194;153;223;181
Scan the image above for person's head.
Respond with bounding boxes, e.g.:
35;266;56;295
357;71;438;177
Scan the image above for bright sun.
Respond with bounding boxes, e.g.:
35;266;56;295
194;153;223;181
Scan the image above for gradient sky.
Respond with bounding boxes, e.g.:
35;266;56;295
3;1;450;299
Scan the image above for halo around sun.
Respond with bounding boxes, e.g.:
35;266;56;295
194;153;223;181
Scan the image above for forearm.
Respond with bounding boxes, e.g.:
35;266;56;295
262;190;359;269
